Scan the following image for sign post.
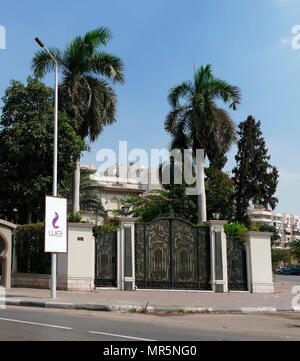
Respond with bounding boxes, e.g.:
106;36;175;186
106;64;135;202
45;196;67;298
35;37;60;299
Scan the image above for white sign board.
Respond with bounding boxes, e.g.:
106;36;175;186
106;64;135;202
45;196;67;253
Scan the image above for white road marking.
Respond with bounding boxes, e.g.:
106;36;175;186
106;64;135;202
0;317;73;330
89;330;156;341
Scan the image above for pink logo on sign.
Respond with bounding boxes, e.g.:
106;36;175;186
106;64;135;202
52;212;59;229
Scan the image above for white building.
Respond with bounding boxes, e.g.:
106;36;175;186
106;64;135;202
80;163;162;224
247;206;300;248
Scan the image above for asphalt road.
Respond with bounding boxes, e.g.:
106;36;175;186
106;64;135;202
275;274;300;283
0;306;300;341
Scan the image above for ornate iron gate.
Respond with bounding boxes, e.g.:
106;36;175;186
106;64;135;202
227;238;248;291
135;218;211;290
95;232;117;287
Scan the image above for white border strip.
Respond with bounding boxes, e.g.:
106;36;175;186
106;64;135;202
89;330;156;341
0;317;72;330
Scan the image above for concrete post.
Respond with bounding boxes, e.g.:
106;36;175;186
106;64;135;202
206;220;228;293
242;231;274;294
57;223;95;291
117;217;136;291
73;159;81;213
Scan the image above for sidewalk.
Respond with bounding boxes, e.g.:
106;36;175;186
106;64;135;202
4;280;300;313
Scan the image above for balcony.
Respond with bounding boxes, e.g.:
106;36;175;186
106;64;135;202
248;216;272;224
247;210;272;217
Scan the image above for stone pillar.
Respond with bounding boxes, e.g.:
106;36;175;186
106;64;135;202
0;220;16;289
242;231;274;294
57;223;95;291
117;218;136;291
206;220;228;293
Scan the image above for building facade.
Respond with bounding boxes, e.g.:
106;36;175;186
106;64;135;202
247;206;300;248
80;163;162;224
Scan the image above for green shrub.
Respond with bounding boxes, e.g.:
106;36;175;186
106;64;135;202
249;222;281;246
15;224;51;274
272;249;291;266
93;222;119;237
67;211;83;223
196;223;207;227
248;222;260;232
224;222;248;242
249;222;276;233
290;239;300;263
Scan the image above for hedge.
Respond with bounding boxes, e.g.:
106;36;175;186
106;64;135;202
15;223;51;274
93;223;119;238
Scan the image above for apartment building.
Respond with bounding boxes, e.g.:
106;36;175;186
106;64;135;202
247;206;300;248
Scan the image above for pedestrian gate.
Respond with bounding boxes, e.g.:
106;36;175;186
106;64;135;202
227;238;248;291
95;232;117;287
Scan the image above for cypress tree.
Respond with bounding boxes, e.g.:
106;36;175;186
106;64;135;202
233;116;279;224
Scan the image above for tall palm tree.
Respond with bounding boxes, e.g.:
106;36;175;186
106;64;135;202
66;168;107;219
32;27;124;212
165;64;241;222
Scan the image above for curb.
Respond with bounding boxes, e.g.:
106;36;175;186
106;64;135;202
4;299;300;314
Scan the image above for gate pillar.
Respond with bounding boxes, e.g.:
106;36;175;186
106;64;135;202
117;217;137;291
241;231;274;294
0;220;17;289
206;220;228;293
57;223;95;291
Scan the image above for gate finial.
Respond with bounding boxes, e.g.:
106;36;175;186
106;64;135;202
168;206;175;218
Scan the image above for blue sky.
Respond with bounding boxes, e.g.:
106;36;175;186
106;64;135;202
1;0;300;214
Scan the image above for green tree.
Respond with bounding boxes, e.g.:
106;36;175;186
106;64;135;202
233;116;279;224
205;167;235;221
0;78;85;224
32;27;124;213
271;249;291;267
290;240;300;263
249;223;281;247
165;64;241;222
116;167;235;224
116;188;197;224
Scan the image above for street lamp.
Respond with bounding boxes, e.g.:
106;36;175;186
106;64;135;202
121;205;130;216
212;212;221;220
35;37;59;299
13;208;19;224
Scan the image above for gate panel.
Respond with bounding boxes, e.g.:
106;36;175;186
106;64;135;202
135;223;146;287
135;218;211;290
227;238;248;291
146;220;170;288
172;220;197;288
198;227;211;290
95;232;117;287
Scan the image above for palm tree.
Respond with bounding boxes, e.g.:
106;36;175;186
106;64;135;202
32;27;124;212
165;64;241;222
78;168;106;217
67;168;107;220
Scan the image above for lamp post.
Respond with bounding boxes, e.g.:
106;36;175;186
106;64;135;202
35;37;59;299
212;212;221;220
121;205;130;217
